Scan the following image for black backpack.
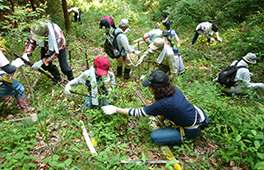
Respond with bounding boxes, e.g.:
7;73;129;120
104;30;123;59
218;61;246;87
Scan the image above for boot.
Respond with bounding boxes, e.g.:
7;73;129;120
16;94;28;113
67;70;74;81
51;69;62;82
117;66;122;77
124;68;132;80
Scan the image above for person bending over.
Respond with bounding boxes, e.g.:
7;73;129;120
102;70;210;145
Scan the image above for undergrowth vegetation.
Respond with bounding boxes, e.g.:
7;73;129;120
0;0;264;169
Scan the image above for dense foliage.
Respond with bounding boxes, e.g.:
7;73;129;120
0;0;264;169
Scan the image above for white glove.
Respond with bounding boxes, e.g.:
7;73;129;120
217;37;222;42
134;51;141;56
108;88;112;95
64;84;72;95
210;37;215;42
103;33;106;35
136;58;143;66
102;105;117;115
22;53;30;62
0;71;7;77
31;60;43;70
11;58;25;68
145;38;152;44
124;29;131;34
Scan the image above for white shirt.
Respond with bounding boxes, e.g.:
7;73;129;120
118;29;134;54
196;22;221;41
0;51;9;68
231;60;263;88
68;7;80;14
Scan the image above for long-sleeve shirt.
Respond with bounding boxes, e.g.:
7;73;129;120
231;60;263;88
68;7;80;14
196;22;221;40
114;28;134;56
23;22;66;65
142;45;179;76
68;69;115;88
0;51;16;74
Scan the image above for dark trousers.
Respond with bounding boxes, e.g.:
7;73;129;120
192;31;200;44
74;9;82;23
41;48;73;80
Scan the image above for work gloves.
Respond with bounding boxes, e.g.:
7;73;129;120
31;60;43;70
102;105;117;115
134;51;141;56
124;28;131;34
217;37;222;42
64;84;72;95
22;53;30;62
0;71;7;77
145;38;152;44
11;58;25;68
135;55;146;66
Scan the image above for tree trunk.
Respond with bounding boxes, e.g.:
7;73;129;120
29;0;36;11
61;0;71;32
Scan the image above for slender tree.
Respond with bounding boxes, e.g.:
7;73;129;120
61;0;71;32
29;0;36;11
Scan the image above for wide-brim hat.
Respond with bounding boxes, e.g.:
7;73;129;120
149;38;165;51
142;70;169;87
94;55;110;76
243;53;257;64
31;22;48;41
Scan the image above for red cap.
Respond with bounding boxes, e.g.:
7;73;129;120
94;56;110;76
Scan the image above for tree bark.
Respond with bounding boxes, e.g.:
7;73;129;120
29;0;36;11
61;0;71;32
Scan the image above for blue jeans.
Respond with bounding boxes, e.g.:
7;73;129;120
150;127;191;145
0;80;24;99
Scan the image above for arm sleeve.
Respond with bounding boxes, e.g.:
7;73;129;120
68;71;89;86
108;71;116;88
1;64;16;74
120;35;134;54
167;54;178;75
23;36;37;55
128;107;149;117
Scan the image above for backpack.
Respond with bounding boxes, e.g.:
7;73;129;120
218;61;246;87
104;30;123;59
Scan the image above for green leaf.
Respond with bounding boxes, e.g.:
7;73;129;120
257;153;264;160
65;158;72;166
226;149;236;156
235;134;241;142
254;141;261;149
56;162;65;168
15;153;24;159
254;162;264;169
50;161;57;167
251;130;257;136
42;157;52;163
52;155;59;161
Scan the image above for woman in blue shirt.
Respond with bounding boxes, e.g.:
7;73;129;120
102;70;210;145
